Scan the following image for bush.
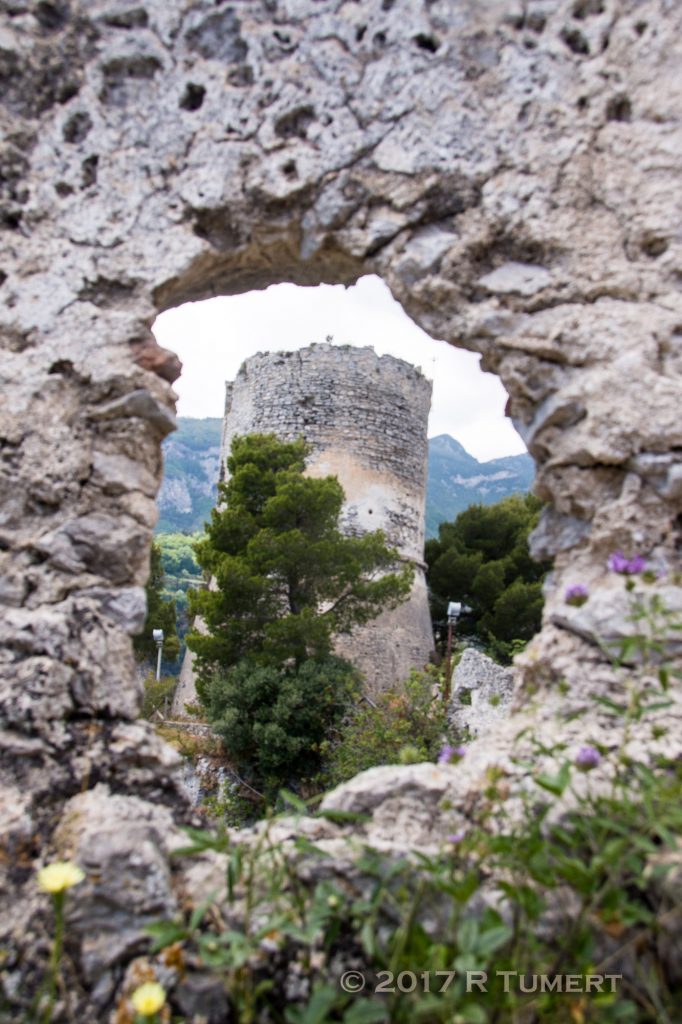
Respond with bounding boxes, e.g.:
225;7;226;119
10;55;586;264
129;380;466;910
207;656;360;794
140;672;177;719
323;666;449;788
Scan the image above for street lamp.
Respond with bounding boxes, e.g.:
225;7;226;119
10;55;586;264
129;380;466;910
152;628;164;682
443;601;471;704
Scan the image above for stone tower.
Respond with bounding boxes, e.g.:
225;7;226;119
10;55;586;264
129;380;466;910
220;343;434;693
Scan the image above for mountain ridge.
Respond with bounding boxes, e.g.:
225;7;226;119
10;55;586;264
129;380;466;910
158;420;534;538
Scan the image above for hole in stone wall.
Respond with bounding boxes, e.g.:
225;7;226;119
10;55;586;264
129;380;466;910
179;83;206;112
150;276;540;694
35;1;68;32
561;27;590;55
606;95;632;122
414;34;440;53
63;110;92;143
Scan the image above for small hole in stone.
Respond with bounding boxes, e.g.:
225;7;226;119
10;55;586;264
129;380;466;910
561;28;590;55
35;1;67;31
281;160;298;181
381;0;395;9
572;0;604;18
601;31;610;51
55;181;74;196
577;96;589;111
641;237;668;259
523;37;537;49
180;83;206;111
0;271;6;288
374;31;387;47
634;20;647;36
414;33;440;53
48;359;74;375
228;65;254;87
606;95;632;122
355;25;366;42
63;111;92;144
81;155;99;189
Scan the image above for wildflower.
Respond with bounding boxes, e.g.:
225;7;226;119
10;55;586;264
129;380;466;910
565;584;589;607
608;551;647;575
131;982;166;1018
438;744;467;766
446;831;467;844
37;861;85;894
575;746;601;772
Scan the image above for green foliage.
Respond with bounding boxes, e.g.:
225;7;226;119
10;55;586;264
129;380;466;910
140;672;177;720
148;575;682;1023
133;542;180;664
187;433;414;679
425;493;550;662
209;656;360;795
322;667;448;788
156;531;204;578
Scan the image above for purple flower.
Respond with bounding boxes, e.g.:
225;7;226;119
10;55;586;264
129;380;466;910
575;746;601;772
608;551;647;575
565;584;589;607
438;744;467;766
446;831;467;844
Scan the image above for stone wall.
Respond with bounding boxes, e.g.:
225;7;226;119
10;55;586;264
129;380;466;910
1;0;681;1016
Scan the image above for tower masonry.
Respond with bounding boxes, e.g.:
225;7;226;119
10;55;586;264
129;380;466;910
220;343;434;693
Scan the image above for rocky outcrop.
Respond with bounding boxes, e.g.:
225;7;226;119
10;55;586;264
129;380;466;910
0;0;681;1016
449;648;514;737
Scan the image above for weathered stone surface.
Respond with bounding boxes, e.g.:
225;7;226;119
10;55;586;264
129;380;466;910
0;0;681;1015
449;648;514;737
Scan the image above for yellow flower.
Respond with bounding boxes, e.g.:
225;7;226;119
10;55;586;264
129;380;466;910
131;981;166;1017
37;861;85;894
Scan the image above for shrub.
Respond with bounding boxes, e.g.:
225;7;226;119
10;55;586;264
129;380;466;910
208;656;360;795
323;666;449;788
140;672;177;719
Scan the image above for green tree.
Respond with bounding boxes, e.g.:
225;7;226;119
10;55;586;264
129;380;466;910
425;493;550;662
187;433;414;680
209;656;360;791
133;542;181;664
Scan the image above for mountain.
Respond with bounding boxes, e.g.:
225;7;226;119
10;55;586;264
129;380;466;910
157;418;222;533
157;420;534;538
425;434;534;538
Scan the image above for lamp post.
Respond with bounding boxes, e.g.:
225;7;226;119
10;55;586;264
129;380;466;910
442;601;461;704
152;628;164;683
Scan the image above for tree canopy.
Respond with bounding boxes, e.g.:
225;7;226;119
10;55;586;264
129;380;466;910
425;493;549;661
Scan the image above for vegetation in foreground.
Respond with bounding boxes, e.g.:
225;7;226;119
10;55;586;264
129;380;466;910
30;559;682;1022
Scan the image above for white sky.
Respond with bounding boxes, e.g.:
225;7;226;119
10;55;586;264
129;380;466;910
153;274;526;463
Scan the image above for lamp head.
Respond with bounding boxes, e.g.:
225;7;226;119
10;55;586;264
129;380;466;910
152;629;164;643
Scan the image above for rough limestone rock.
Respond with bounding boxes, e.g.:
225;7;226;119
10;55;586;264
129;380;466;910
0;0;681;1016
449;647;514;736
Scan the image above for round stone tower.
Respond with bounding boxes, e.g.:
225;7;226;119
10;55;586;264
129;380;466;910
220;343;434;693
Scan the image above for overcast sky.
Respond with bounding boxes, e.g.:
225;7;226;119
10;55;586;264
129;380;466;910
153;275;526;463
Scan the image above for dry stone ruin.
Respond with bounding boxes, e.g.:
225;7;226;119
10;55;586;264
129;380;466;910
1;0;681;1018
